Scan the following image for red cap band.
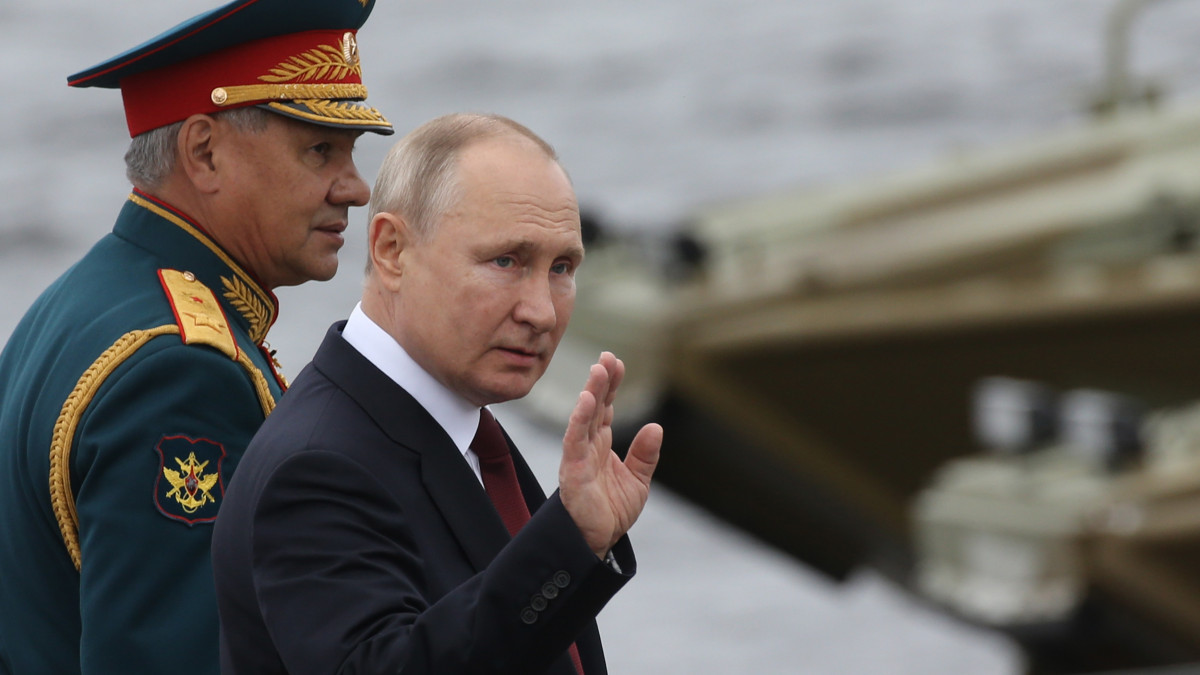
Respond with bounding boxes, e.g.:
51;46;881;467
119;29;363;137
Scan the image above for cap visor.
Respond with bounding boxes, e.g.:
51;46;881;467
259;99;394;135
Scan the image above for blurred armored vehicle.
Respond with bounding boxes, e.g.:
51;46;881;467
520;2;1200;672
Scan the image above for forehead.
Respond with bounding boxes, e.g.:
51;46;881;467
451;137;579;224
458;135;570;192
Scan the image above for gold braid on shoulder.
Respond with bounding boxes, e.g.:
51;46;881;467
49;326;179;570
49;327;276;571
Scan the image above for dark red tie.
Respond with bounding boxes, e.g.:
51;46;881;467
471;409;585;675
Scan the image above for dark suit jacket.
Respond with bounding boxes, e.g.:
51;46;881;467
213;321;634;674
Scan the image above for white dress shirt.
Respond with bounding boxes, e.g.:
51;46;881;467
341;302;487;485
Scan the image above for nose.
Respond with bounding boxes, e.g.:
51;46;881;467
513;275;558;334
329;161;371;207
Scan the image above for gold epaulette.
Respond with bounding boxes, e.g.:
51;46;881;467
157;269;276;415
157;269;239;361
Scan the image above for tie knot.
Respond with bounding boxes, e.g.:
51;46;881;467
471;408;510;461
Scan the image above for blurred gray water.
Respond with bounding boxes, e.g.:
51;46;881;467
8;0;1200;672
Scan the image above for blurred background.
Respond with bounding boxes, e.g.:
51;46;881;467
9;0;1200;672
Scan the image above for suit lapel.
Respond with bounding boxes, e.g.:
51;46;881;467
310;322;510;571
417;438;511;571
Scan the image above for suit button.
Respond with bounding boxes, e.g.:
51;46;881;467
541;582;559;599
520;607;538;625
553;571;571;588
531;595;548;612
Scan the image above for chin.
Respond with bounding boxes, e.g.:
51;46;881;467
476;381;537;407
307;261;340;283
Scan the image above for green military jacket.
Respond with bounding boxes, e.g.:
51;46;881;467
0;190;286;674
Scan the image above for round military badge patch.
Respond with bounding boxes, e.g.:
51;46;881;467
153;435;227;525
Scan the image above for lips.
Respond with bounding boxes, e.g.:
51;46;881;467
499;345;538;357
314;221;347;247
315;221;347;235
495;344;543;365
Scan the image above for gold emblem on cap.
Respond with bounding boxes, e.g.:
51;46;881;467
342;32;359;66
259;37;362;84
209;34;371;109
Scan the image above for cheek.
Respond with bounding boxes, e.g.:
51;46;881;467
240;176;292;219
460;293;509;337
451;269;506;312
421;275;484;334
554;288;576;325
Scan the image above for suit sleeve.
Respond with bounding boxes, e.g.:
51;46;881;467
71;340;266;675
248;448;634;674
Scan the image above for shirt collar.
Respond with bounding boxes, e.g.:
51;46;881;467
342;303;484;475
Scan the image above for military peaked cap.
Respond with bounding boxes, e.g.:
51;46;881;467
68;0;394;137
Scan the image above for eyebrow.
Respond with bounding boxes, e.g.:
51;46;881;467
495;238;585;262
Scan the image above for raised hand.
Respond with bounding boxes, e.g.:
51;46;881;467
559;352;663;558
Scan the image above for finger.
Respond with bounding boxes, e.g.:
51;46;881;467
562;389;598;465
594;354;622;430
584;362;610;438
599;352;623;408
599;350;618;374
623;423;663;486
606;354;625;406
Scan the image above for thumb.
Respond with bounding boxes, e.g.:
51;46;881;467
623;423;663;486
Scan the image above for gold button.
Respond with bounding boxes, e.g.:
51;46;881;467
342;32;359;66
211;88;228;105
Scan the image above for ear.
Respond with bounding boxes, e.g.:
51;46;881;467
368;212;412;290
176;114;221;194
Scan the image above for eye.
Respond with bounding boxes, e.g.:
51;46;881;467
551;261;573;275
494;255;516;268
311;142;331;155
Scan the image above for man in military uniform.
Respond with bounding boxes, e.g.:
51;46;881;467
0;0;392;672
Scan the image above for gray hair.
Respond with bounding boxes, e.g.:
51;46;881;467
124;107;271;190
367;114;562;263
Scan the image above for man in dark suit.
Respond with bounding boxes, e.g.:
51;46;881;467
213;113;664;674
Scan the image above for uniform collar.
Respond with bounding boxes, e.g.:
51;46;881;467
116;189;279;343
